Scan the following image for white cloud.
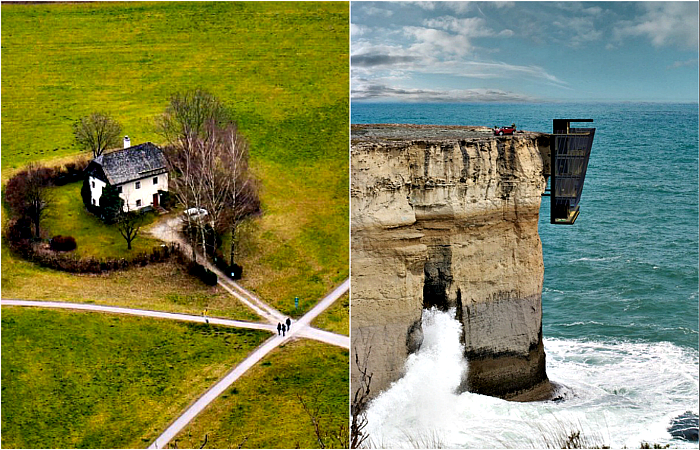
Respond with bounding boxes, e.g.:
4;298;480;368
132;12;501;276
492;2;515;10
668;58;699;69
351;82;536;102
363;6;394;18
351;23;370;37
615;2;699;50
423;16;495;37
404;26;473;57
552;16;602;47
443;2;475;15
414;1;437;11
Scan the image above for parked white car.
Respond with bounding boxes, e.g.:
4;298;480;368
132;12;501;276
182;207;209;222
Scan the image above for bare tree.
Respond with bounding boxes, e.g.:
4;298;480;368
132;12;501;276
156;88;229;150
5;162;54;239
159;89;259;264
73;112;122;158
219;123;260;266
297;393;350;449
351;346;374;449
116;202;145;250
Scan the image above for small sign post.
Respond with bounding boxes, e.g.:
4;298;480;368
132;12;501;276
294;297;299;310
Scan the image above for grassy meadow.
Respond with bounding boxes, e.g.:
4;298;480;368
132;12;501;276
43;181;162;258
173;339;349;449
1;1;349;309
0;248;261;321
1;307;270;449
311;293;349;336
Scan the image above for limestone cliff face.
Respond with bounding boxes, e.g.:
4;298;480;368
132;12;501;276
351;124;551;400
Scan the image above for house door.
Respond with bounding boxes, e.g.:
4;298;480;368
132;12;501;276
153;193;159;208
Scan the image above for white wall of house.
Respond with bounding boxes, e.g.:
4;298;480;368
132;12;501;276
89;176;107;207
118;172;169;211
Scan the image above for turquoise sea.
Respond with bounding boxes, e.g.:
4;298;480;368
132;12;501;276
353;102;699;448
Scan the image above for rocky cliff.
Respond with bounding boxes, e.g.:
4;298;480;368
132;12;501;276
351;124;553;401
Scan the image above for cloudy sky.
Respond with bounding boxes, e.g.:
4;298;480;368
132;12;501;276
351;1;699;102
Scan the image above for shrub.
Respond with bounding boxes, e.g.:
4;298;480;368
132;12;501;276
99;184;123;224
188;261;218;286
6;217;34;243
158;190;176;209
49;235;77;252
212;251;243;280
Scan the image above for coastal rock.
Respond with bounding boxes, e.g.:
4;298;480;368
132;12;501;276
351;124;551;399
668;411;699;441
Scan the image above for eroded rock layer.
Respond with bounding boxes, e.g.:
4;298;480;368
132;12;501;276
351;124;551;400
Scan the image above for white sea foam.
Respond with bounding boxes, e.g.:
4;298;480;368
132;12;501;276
364;309;700;449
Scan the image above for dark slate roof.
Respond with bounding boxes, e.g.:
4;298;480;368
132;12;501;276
93;142;167;185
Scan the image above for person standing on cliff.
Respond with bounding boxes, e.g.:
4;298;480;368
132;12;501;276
286;317;291;331
277;322;282;335
281;323;286;337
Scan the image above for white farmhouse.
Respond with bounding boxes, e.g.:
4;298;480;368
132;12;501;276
85;141;168;211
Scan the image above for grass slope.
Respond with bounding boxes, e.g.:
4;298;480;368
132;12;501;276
1;1;349;311
43;181;161;258
0;248;260;321
311;293;349;336
173;339;349;449
1;307;270;449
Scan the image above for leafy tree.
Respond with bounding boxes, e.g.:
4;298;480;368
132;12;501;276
73;112;122;158
100;184;123;224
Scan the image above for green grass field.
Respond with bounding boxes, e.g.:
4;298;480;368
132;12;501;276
1;0;349;309
311;293;349;336
173;339;349;449
1;307;270;449
43;181;162;258
0;249;261;322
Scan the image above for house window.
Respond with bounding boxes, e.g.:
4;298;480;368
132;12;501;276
117;186;122;194
153;177;158;185
136;199;142;207
135;181;141;189
91;181;95;188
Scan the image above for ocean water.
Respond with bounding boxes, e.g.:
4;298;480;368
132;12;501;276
353;102;699;448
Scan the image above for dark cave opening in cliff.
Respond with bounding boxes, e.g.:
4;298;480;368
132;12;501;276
423;249;452;311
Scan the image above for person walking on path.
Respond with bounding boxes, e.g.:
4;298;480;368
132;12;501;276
277;322;282;336
286;317;291;330
282;323;286;337
203;309;209;324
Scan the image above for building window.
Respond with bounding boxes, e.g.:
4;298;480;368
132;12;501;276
91;181;95;188
153;177;158;185
135;181;141;189
117;186;122;194
136;199;142;207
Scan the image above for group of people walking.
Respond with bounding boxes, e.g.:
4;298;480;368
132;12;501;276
277;317;292;336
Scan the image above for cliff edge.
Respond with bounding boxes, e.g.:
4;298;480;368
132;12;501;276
351;124;553;401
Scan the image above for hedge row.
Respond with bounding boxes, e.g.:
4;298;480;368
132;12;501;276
5;222;180;274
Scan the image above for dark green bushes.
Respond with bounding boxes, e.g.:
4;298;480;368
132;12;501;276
49;235;77;252
188;261;218;286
